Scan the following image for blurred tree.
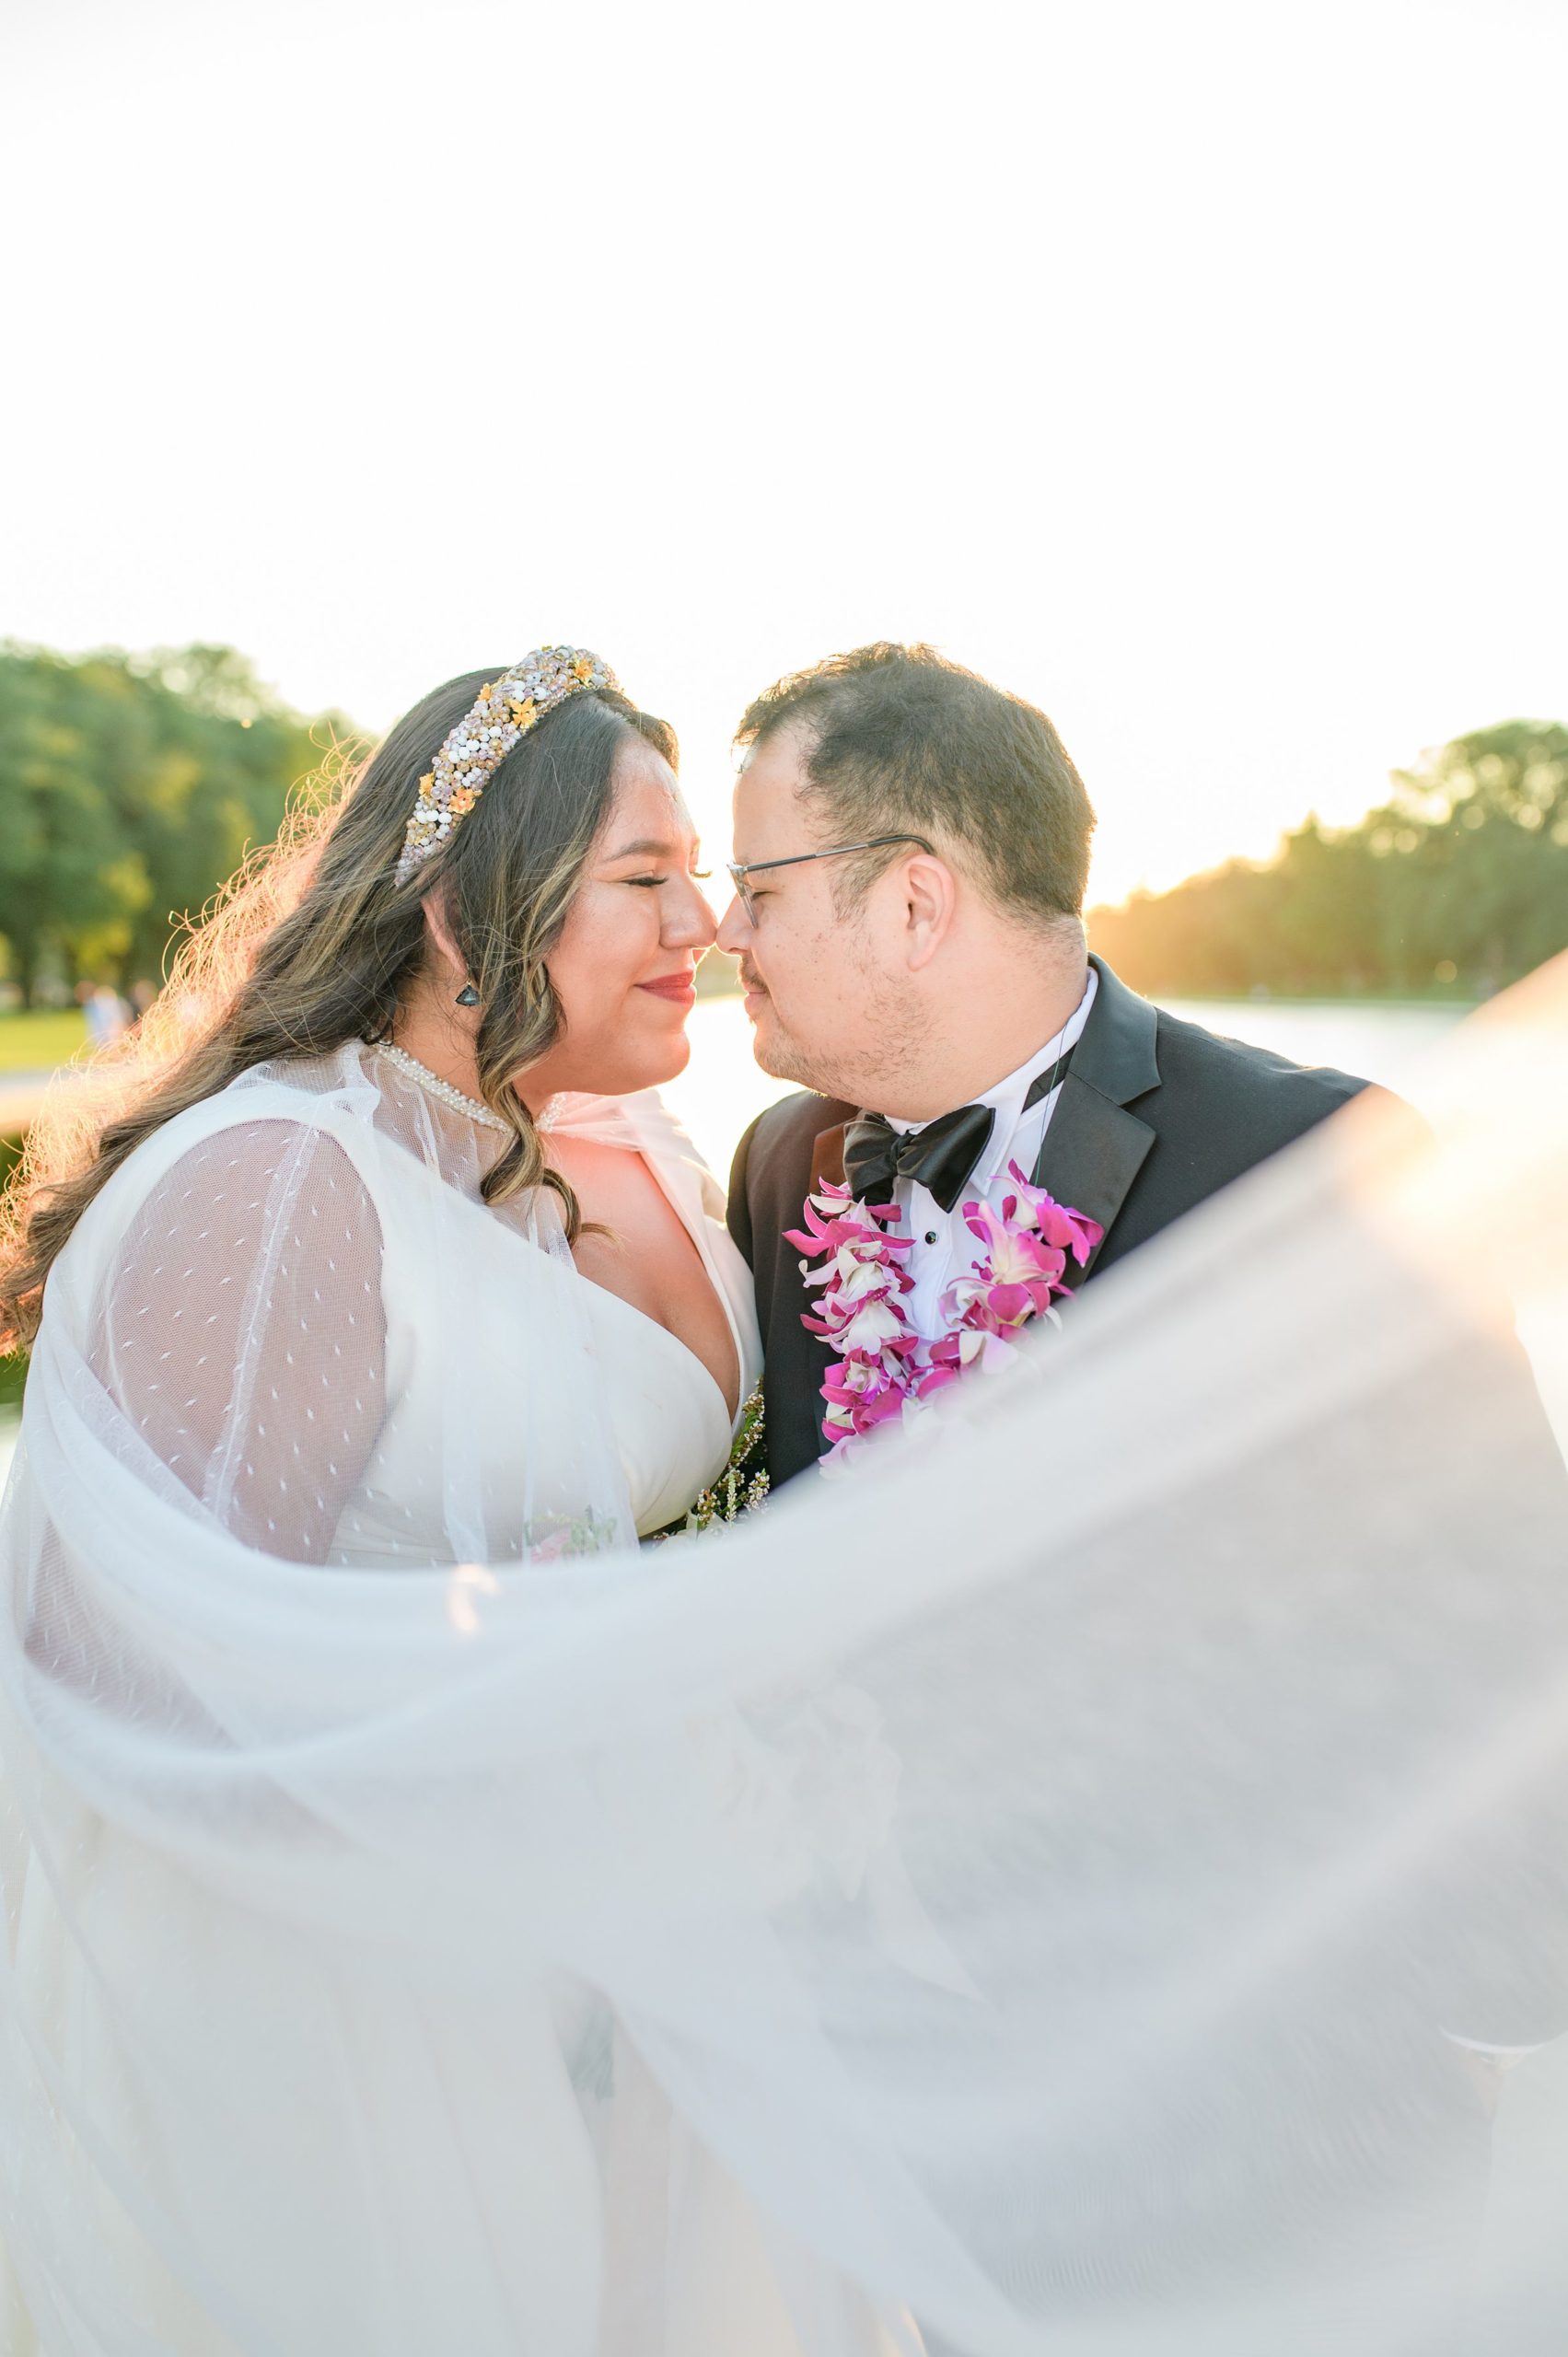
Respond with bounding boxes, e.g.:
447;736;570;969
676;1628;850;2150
1382;721;1568;992
0;644;355;1003
0;652;140;1004
1088;720;1568;999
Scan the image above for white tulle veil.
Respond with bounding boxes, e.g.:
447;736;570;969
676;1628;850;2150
2;961;1566;2355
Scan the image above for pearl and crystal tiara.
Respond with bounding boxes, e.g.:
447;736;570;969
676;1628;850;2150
394;644;620;884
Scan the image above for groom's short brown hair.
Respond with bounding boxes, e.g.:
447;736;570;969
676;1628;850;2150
735;643;1096;927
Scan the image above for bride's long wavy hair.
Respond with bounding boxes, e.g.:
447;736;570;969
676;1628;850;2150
0;668;677;1350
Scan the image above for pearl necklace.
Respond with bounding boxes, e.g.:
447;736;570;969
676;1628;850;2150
374;1042;512;1134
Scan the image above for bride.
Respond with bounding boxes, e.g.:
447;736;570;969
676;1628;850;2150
0;646;772;2352
0;646;758;1563
1;644;1566;2355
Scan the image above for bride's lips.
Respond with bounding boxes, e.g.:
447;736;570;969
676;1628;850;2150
636;971;697;1006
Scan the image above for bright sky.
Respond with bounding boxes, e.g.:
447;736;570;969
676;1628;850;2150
3;0;1563;905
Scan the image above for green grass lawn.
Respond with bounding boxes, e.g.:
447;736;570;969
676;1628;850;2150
0;1009;90;1069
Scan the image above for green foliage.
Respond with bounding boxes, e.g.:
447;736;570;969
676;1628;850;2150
1088;720;1568;998
682;1386;770;1533
0;1132;24;1412
0;643;355;1003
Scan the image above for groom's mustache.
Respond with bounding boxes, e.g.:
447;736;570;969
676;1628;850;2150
738;962;768;996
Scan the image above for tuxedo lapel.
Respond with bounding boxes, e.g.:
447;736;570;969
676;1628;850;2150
1030;957;1160;1283
808;1123;846;1192
792;1125;846;1422
749;1105;854;1483
1029;1076;1155;1282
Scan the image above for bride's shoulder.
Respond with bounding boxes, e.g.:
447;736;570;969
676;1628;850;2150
542;1086;726;1218
42;1059;399;1370
74;1049;388;1264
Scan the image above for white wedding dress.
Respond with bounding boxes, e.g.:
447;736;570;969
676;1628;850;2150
0;1044;776;2357
58;1039;758;1561
3;975;1568;2356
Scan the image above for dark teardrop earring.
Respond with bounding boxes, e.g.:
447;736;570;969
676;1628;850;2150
455;983;481;1008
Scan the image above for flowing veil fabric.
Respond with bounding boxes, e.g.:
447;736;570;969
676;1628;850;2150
1;969;1567;2353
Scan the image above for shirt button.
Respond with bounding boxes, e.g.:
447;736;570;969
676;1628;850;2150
924;1231;938;1245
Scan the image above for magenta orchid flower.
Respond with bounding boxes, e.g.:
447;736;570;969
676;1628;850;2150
990;1162;1103;1265
821;1355;910;1439
959;1201;1069;1290
784;1183;912;1260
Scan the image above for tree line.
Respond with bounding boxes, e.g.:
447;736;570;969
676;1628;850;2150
0;643;352;1004
1;645;1563;1006
1087;720;1568;999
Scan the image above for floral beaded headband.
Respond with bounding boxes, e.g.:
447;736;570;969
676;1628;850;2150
394;644;621;884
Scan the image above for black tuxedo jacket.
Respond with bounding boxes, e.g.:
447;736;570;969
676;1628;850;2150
727;956;1369;1489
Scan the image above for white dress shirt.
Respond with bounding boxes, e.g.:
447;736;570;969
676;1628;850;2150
884;967;1098;1341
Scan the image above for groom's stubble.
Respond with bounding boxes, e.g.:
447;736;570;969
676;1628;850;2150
746;916;928;1112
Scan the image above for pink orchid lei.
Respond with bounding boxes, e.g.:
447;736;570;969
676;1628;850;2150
785;1162;1104;1468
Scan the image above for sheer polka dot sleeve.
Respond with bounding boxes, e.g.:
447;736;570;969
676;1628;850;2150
91;1120;388;1564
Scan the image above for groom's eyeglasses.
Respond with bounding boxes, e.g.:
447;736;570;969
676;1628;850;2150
725;836;935;926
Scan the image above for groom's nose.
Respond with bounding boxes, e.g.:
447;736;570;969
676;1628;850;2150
715;895;750;956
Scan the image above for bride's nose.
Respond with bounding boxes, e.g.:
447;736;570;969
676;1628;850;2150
664;877;718;952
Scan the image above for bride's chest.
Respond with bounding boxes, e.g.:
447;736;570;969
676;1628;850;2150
547;1135;739;1418
325;1149;726;1563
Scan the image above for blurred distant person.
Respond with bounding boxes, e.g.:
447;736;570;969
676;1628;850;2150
76;978;128;1049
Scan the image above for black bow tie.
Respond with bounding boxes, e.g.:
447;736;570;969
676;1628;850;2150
842;1048;1077;1216
842;1102;994;1215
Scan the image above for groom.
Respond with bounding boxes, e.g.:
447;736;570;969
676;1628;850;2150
718;642;1371;1488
